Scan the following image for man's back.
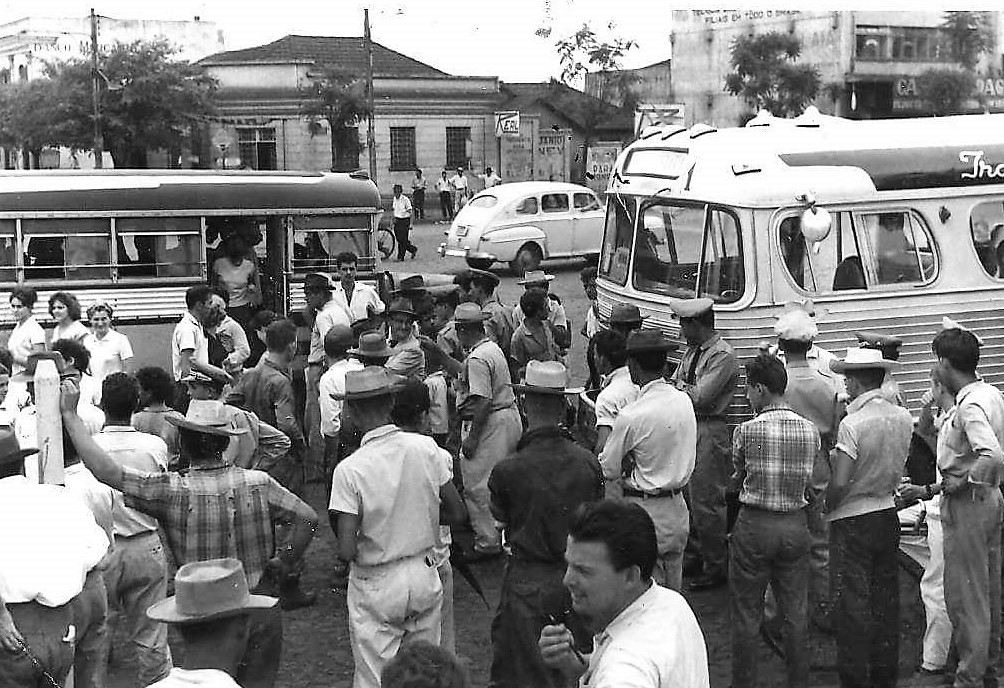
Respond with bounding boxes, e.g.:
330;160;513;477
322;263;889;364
95;426;168;536
132;408;183;469
232;358;302;443
784;361;840;444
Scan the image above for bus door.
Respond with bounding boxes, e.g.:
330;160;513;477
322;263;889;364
260;216;287;313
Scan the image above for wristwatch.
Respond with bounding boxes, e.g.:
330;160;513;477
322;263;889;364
924;484;934;500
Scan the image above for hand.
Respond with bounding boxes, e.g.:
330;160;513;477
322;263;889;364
941;473;968;495
59;378;80;414
417;334;439;352
896;482;927;506
0;605;24;654
267;555;294;580
538;624;586;680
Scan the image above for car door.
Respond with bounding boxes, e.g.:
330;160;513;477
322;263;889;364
539;191;572;256
572;191;604;256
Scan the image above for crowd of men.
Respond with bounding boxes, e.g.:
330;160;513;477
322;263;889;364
1;248;1002;688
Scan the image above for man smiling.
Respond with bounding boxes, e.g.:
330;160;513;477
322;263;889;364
538;500;709;688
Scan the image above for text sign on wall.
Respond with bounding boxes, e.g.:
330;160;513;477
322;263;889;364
495;111;520;138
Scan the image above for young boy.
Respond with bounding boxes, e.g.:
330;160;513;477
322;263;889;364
509;289;559;382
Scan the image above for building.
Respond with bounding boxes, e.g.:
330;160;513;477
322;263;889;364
0;15;225;82
198;35;500;196
584;58;672;107
670;10;1004;126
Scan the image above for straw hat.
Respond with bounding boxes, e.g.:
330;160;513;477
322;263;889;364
330;366;405;401
348;332;394;359
166;400;247;437
775;309;818;342
146;558;276;624
512;360;584;396
452;302;491;324
517;270;555;286
830;347;897;374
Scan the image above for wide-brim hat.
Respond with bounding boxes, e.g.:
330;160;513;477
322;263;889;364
452;302;491;324
854;330;903;352
331;366;406;400
166;399;247;437
0;428;38;467
348;331;394;358
669;297;715;319
393;275;427;295
830;347;897;373
147;558;276;624
464;268;500;289
10;351;70;384
609;304;647;325
626;329;679;354
511;360;584;396
386;297;417;319
517;270;555;286
182;370;228;388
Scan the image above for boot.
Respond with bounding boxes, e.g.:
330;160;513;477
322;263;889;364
279;574;317;611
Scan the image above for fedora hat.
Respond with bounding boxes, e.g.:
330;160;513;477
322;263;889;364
348;331;394;359
609;304;646;325
166;399;247;437
669;297;714;319
0;428;38;467
393;275;427;295
146;558;276;624
331;366;405;400
512;360;584;396
10;351;70;384
386;297;417;319
855;330;903;353
182;370;228;388
464;268;500;289
830;347;897;374
517;270;555;286
452;302;491;324
626;329;679;354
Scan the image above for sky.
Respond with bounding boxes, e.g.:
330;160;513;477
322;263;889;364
2;1;1001;83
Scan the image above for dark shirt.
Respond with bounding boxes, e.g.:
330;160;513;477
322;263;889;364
488;426;603;564
228;356;305;453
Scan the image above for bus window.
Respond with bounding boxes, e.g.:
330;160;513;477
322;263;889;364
971;200;1004;277
117;217;203;279
291;214;374;275
599;195;635;285
701;209;744;303
632;203;704;299
857;210;936;286
779;211;866;293
0;221;15;283
23;218;111;282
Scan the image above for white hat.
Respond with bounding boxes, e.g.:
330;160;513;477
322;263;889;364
830;347;897;374
774;309;818;342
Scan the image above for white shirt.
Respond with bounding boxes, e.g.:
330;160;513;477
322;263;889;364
425;371;449;435
431;443;453;567
594;367;639;429
7;315;45;374
172;312;208;381
331;281;384;324
599;379;696;492
481;172;501;188
309;299;351;364
148;668;242;687
93;426;169;537
450;174;469;192
584;304;601;339
392;194;413;219
63;463;115;545
584;583;709;688
435;177;452;193
213;316;251;371
0;476;108;607
84;329;134;385
318;357;364;436
52;319;89;344
329;425;449;566
15;402;105;483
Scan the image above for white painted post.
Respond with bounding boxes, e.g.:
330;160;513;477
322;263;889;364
33;359;63;485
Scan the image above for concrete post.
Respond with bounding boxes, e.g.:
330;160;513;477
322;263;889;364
33;359;64;485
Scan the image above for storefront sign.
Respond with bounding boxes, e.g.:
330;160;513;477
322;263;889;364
494;111;519;137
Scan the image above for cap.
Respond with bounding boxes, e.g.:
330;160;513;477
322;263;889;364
669;298;714;319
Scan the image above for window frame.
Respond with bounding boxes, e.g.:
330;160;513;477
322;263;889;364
541;193;570;214
237;127;278;170
389;126;417;172
446;127;471;170
969;198;1004;279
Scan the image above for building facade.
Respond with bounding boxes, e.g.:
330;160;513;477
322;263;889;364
670;10;1004;126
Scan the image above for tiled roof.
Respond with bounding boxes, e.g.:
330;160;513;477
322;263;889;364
500;81;632;133
200;35;447;77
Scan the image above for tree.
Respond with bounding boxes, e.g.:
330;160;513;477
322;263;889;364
918;68;973;116
724;32;821;118
0;79;64;168
942;11;993;71
556;22;638;98
47;39;218;168
299;65;370;172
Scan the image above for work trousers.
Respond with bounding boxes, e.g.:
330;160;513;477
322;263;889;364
765;496;830;626
237;603;283;688
71;567;109;688
943;484;1003;688
412;189;425;219
439;191;454;220
830;508;900;688
0;600;73;688
347;554;443;688
394;217;416;260
102;531;172;685
730;507;810;688
921;513;951;672
625;491;688;591
461;405;523;551
687;419;731;577
490;557;583;688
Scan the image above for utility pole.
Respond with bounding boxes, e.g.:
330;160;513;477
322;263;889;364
90;8;104;169
364;9;376;181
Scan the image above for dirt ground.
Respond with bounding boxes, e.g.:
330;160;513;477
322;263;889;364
108;220;931;687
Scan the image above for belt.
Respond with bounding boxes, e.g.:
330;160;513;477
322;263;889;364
115;529;159;540
622;485;684;499
307;361;325;367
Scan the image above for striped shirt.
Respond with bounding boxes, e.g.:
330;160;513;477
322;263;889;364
731;402;819;512
121;463;315;588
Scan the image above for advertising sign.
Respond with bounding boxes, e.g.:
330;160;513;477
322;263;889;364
495;111;520;138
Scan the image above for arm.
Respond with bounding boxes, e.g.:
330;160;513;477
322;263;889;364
60;382;124;490
729;425;746;497
267;482;319;570
959;401;1004;485
189;358;233;383
462;396;492;459
271;379;307;452
0;590;24;653
594;426;613;454
686;349;738;413
419;334;464;378
335;512;360;562
226;324;251;369
252;420;291;472
539;625;587;684
598;414;632;485
440;481;466;526
827;449;855;512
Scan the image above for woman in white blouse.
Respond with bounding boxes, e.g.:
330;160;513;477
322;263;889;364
82;301;134;396
49;292;89;345
6;287;46;375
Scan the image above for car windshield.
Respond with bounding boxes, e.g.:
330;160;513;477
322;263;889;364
467;195;497;209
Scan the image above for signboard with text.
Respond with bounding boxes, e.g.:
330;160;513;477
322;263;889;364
495;111;520;138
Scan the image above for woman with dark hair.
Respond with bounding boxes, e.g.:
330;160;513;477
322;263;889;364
49;291;88;344
83;301;134;398
7;286;46;377
212;233;261;329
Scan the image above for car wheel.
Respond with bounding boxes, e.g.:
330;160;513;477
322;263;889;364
510;243;542;276
466;258;494;271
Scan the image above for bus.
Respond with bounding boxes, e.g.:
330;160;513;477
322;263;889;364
592;110;1004;424
0;170;382;368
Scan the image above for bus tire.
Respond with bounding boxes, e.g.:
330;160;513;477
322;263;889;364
466;257;494;271
510;243;542;276
376;228;395;260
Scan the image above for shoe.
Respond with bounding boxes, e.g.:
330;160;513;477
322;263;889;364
688;572;727;591
912;667;947;686
760;621;785;660
279;577;318;611
410;246;418;259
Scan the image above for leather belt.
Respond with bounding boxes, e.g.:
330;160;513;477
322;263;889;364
622;485;684;499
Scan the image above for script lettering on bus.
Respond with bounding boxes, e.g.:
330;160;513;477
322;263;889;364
959;150;1004;181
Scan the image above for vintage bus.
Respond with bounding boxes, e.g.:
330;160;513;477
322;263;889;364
0;170;382;367
593;110;1004;423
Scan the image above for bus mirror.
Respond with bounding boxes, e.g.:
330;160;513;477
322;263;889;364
800;205;832;244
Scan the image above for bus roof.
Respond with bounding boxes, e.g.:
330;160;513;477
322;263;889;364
0;170;381;214
613;113;1004;207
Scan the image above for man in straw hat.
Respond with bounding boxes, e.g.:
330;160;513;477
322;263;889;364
385;297;426;379
0;428;109;688
600;329;695;591
62;385;319;688
855;330;905;407
328;366;466;688
929;321;1004;688
488;360;601;688
146;558;277;687
420;302;524;559
826;346;912;688
668;297;738;591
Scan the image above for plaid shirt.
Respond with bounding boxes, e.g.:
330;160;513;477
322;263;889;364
731;402;819;512
121;462;315;587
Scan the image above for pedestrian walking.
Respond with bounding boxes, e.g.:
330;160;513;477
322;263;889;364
392;184;418;260
436;171;454;222
411;169;427;221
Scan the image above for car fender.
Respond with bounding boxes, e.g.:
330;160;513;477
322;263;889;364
478;225;548;261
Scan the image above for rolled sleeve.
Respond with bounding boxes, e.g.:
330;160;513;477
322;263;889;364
594;389;622;429
598;414;633;481
466;356;493;399
959;401;1004;484
120;467;178;521
328;465;360;515
833;418;859;461
266;477;316;524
